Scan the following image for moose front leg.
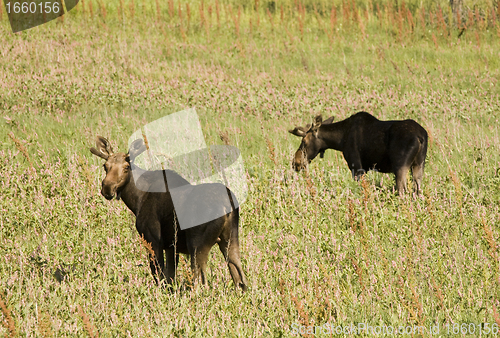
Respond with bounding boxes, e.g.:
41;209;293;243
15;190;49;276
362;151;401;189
137;221;165;284
353;168;367;181
165;247;179;286
343;150;366;181
344;157;365;181
147;242;165;285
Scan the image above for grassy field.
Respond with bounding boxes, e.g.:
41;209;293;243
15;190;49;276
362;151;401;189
1;0;500;336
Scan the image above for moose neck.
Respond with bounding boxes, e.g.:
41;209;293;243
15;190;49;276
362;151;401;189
318;120;349;151
118;164;148;216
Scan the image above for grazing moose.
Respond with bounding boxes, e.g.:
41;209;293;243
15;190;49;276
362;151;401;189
90;136;247;291
289;112;428;194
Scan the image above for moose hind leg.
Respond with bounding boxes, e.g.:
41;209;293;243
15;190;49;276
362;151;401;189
394;166;410;195
411;162;425;195
165;247;179;286
190;246;211;286
218;236;248;291
148;246;165;285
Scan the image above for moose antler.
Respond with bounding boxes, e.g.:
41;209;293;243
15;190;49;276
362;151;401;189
90;136;114;160
128;138;148;162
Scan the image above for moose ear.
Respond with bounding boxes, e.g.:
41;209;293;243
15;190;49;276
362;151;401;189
288;126;308;137
128;138;147;162
323;116;335;125
311;115;323;134
90;136;114;160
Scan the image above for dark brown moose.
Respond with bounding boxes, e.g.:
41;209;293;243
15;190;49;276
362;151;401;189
289;112;428;194
90;136;247;291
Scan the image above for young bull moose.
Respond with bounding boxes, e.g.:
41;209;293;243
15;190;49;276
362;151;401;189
289;112;428;194
90;136;247;291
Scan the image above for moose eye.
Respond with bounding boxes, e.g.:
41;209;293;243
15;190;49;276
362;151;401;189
124;165;130;170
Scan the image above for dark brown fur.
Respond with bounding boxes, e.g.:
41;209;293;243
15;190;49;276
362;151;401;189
289;112;428;194
90;136;247;291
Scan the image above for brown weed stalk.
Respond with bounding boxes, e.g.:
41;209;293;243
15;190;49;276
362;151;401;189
436;7;447;37
290;295;310;334
199;2;205;30
350;257;366;294
342;0;350;25
312;4;326;38
492;304;500;327
215;0;220;28
430;276;445;310
376;3;382;27
178;4;183;27
330;5;337;35
233;6;241;37
207;5;212;27
304;170;317;199
98;0;106;19
8;131;35;175
419;7;425;30
77;305;99;338
77;155;94;185
359;13;366;40
155;0;161;21
397;5;404;42
394;275;420;324
406;8;414;33
88;0;93;18
317;261;334;290
482;216;498;262
119;0;124;21
219;132;230;145
386;4;394;28
351;0;358;24
0;292;16;337
431;33;438;49
38;310;53;338
278;280;311;337
456;10;462;30
267;8;274;32
467;9;474;29
263;134;277;166
297;2;304;39
410;285;425;326
360;175;371;209
167;0;174;19
347;198;357;231
449;168;463;221
255;0;260;26
139;234;156;263
128;0;135;20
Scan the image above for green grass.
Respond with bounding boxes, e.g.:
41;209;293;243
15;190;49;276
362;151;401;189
0;0;500;336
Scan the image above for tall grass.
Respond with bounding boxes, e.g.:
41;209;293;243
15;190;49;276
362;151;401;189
0;0;499;336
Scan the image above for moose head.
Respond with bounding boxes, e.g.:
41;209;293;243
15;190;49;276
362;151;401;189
288;115;334;171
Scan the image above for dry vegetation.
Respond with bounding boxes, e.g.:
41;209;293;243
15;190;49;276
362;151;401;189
0;0;500;336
